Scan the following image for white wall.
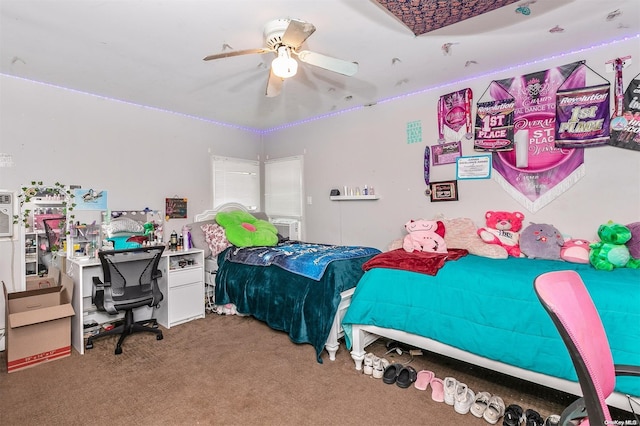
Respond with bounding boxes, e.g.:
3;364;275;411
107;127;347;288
0;75;263;339
263;38;640;250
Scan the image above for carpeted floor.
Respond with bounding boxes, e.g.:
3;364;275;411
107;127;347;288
0;313;634;425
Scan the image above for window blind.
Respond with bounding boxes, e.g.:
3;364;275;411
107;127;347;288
265;155;303;218
211;156;260;211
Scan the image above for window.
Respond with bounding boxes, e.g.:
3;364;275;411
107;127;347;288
211;156;260;211
265;155;303;218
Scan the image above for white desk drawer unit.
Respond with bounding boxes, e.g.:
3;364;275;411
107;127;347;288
156;249;205;329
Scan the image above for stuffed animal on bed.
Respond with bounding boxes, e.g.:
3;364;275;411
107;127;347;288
520;223;564;260
589;221;640;271
560;238;591;263
215;210;278;248
402;219;447;253
477;211;525;257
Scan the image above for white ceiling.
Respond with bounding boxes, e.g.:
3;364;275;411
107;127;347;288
1;0;638;131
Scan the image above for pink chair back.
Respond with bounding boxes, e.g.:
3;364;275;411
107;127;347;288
534;270;614;424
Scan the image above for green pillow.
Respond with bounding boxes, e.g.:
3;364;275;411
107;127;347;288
215;211;278;247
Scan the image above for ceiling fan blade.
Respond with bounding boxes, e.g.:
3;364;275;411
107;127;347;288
203;48;272;61
265;69;284;97
281;19;316;49
296;50;358;76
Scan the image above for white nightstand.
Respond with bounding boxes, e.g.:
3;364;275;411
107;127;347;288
155;248;205;329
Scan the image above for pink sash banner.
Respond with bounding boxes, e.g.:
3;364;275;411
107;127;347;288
490;62;586;213
609;76;640;151
437;88;473;143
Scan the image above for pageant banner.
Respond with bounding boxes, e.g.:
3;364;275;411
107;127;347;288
437;88;473;143
474;96;515;151
609;76;640;151
555;83;611;148
490;62;586;213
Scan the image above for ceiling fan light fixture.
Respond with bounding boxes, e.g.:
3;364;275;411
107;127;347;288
272;46;298;78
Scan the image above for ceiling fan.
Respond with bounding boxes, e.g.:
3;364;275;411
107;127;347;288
203;18;359;97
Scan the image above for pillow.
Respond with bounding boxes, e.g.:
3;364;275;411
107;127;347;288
441;217;508;259
627;222;640;259
188;219;217;258
215;210;278;247
201;223;232;258
104;217;145;237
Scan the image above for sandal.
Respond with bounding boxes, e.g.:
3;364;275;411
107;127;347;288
395;365;417;388
414;370;434;391
483;396;505;424
382;363;403;385
430;377;444;402
525;409;544;426
503;404;524;426
470;391;492;417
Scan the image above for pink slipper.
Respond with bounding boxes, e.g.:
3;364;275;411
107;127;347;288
414;370;435;390
430;377;445;402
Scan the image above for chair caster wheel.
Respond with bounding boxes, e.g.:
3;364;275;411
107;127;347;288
157;334;163;341
115;347;123;355
85;342;94;350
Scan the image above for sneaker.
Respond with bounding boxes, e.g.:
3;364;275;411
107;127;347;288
544;414;560;426
453;383;475;415
524;409;544;426
470;391;492;417
483;396;505;425
503;404;524;426
363;353;376;375
443;377;458;405
372;357;389;379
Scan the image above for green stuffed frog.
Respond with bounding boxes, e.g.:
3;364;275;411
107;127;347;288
589;221;640;271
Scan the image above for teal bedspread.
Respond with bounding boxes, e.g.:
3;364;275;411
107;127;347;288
215;247;379;362
342;255;640;396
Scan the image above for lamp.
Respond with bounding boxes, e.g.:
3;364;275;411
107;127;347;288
271;46;298;78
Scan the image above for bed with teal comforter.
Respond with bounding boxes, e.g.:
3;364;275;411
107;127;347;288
342;254;640;397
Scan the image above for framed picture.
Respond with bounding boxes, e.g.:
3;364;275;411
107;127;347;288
165;197;188;219
431;141;462;166
429;180;458;202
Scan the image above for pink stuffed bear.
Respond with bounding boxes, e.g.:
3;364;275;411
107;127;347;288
403;219;447;253
477;211;525;257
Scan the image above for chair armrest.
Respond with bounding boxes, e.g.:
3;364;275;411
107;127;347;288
92;276;110;287
153;270;162;279
615;364;640;377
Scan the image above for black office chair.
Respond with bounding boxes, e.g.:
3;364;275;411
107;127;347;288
86;246;165;354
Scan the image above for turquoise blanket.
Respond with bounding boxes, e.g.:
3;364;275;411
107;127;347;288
343;255;640;396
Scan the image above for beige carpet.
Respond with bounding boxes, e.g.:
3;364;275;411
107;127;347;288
0;313;631;425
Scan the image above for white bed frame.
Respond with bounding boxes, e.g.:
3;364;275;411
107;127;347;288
349;324;632;411
195;206;354;361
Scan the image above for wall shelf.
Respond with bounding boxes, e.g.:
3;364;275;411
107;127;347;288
330;195;379;201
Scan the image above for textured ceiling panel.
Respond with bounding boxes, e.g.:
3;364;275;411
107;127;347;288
375;0;520;35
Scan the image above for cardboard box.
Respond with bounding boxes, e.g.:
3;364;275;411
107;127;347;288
4;273;75;373
25;266;61;291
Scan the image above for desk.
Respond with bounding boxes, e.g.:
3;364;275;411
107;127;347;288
67;248;205;354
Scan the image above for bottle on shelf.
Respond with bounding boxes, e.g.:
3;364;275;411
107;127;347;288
170;230;178;251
